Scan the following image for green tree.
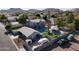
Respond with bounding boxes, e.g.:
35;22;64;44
68;13;74;23
15;12;21;16
35;14;41;19
0;14;7;19
18;14;28;24
0;14;7;22
64;11;70;16
65;12;75;23
75;19;79;30
56;18;64;27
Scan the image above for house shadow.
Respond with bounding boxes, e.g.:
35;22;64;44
41;39;79;51
41;42;72;51
59;42;72;48
41;43;59;51
71;39;79;44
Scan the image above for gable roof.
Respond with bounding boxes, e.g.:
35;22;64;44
30;19;45;23
7;16;17;22
18;27;40;37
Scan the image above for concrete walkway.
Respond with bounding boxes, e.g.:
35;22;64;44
0;23;17;51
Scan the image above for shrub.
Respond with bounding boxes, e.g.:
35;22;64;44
5;23;12;30
43;31;60;39
0;14;7;22
56;18;64;27
75;19;79;30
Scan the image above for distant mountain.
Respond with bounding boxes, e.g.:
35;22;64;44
0;8;63;14
7;8;24;13
0;10;7;13
71;8;79;13
0;8;26;13
42;8;63;14
27;9;42;13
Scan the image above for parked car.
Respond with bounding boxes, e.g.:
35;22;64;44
33;38;51;51
23;38;51;51
57;33;74;45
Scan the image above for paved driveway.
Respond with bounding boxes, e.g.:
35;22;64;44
0;23;17;51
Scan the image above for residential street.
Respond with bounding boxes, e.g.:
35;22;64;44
0;23;17;51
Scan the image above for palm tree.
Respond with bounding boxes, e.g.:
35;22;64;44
43;15;51;34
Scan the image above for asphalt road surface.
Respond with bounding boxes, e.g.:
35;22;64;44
0;23;17;51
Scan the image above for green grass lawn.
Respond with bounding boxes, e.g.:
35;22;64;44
42;31;60;39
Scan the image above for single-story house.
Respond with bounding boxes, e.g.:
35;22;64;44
6;16;22;29
17;27;42;42
7;16;18;22
17;27;52;51
26;19;45;29
10;22;23;29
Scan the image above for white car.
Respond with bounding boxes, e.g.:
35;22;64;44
23;38;51;51
33;38;51;51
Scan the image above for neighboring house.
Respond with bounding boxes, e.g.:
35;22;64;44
7;16;18;22
26;19;45;29
7;16;22;29
11;22;19;25
10;22;22;29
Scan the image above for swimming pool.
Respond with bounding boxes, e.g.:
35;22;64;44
36;27;47;33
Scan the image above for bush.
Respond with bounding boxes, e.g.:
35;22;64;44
65;23;75;30
43;31;60;39
5;23;12;30
0;14;7;22
56;18;64;27
0;14;7;19
75;19;79;30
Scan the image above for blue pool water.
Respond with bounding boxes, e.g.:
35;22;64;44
36;27;47;33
